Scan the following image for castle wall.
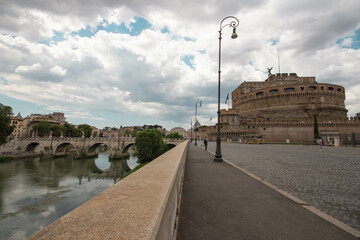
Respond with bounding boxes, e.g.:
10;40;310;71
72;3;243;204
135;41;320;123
259;126;314;144
232;83;346;120
199;123;360;145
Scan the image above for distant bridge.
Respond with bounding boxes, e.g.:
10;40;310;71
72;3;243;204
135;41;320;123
1;137;184;158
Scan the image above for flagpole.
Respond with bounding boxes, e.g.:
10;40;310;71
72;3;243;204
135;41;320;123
228;93;230;109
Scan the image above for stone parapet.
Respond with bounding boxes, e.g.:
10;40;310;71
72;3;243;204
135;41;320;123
28;140;189;240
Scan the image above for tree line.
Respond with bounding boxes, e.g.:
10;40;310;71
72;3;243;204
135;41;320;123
32;122;93;138
1;103;184;147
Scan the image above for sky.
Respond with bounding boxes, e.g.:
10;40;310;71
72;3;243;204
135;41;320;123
0;0;359;131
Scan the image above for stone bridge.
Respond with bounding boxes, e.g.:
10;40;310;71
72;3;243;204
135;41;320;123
0;137;184;159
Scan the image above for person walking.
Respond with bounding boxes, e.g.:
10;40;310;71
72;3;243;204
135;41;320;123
204;137;208;151
319;137;323;151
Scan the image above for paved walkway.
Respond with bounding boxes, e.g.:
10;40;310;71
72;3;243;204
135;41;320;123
177;143;358;240
207;142;360;231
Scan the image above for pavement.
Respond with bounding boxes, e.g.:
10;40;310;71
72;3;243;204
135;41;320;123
177;143;358;240
207;142;360;231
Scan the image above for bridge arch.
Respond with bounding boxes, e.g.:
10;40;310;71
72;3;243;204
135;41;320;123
121;142;136;155
53;142;78;156
164;139;182;147
166;143;177;150
88;142;112;155
23;142;45;154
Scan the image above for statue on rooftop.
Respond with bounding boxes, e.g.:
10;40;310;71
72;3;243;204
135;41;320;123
267;67;273;75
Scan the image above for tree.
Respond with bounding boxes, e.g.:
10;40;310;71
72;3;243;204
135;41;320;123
0;103;15;144
64;123;82;137
32;122;52;137
50;124;65;137
78;124;92;138
165;132;184;139
135;129;168;163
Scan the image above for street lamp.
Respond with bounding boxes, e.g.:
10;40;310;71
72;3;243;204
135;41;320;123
214;16;239;162
194;99;202;146
190;117;193;142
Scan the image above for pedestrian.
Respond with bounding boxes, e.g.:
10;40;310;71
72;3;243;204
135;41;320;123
319;137;323;151
204;137;208;151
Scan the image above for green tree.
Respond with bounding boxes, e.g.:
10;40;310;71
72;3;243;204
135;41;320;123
32;122;52;137
92;131;98;137
0;103;15;144
135;129;168;163
50;124;65;137
78;124;92;138
64;123;82;137
165;132;184;139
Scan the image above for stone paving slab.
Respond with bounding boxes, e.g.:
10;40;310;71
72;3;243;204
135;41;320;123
177;143;358;240
207;142;360;232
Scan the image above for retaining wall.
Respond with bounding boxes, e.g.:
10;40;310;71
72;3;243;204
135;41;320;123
28;140;189;240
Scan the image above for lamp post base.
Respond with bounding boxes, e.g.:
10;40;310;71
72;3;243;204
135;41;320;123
214;135;223;162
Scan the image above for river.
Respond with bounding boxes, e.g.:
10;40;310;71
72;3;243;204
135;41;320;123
0;146;138;240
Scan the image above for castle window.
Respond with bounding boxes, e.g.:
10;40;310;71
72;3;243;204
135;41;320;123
284;88;295;92
308;86;316;90
337;88;342;92
269;89;278;94
300;87;304;90
328;87;334;91
256;92;264;96
321;86;324;90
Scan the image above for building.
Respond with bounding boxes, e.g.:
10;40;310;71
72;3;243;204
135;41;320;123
9;113;24;138
49;112;66;125
231;73;346;122
198;73;360;145
170;127;187;138
29;112;66;125
14;112;66;138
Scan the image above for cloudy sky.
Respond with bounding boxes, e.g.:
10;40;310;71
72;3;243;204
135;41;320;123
0;0;359;130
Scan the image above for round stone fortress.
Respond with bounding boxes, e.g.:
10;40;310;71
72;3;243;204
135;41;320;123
198;72;360;145
231;73;347;121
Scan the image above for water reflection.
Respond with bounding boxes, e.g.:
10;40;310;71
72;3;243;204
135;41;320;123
0;147;138;240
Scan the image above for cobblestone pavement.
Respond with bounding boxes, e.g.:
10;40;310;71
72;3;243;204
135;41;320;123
207;142;360;231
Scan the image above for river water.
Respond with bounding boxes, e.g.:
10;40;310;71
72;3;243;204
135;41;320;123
0;147;138;240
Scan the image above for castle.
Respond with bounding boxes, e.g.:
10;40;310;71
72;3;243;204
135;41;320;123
198;73;360;145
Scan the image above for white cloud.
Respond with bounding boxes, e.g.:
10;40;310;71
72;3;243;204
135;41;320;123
341;38;353;47
66;112;106;121
15;63;41;73
0;0;360;129
50;65;67;76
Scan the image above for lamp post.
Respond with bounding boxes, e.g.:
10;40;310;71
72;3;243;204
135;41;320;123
190;117;193;142
194;99;202;146
214;16;239;162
